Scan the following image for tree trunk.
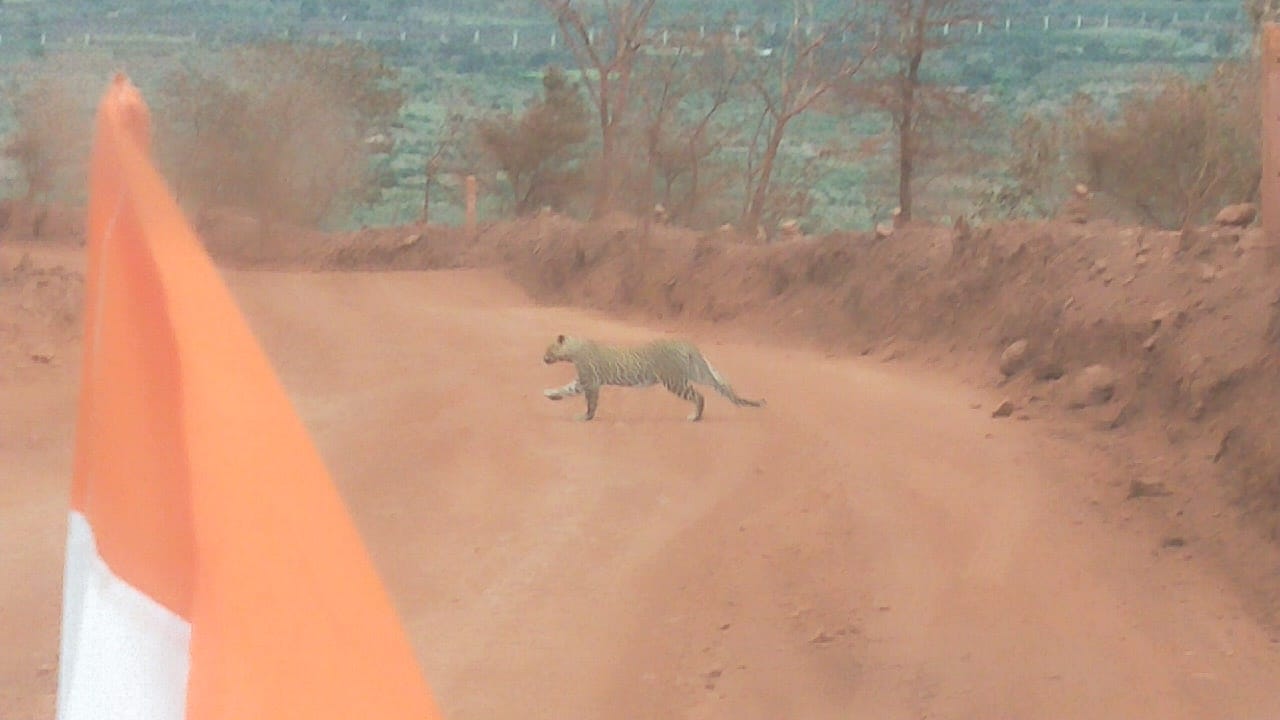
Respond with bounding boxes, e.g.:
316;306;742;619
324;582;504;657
643;122;661;220
897;23;925;224
593;74;615;219
421;177;430;225
897;102;913;223
595;122;615;218
743;119;787;237
684;151;700;220
898;69;920;222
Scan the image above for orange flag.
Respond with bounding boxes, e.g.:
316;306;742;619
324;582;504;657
56;73;442;720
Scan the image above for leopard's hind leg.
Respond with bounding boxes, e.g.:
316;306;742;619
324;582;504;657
664;380;705;422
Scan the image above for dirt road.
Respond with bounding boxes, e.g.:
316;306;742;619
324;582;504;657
5;265;1280;719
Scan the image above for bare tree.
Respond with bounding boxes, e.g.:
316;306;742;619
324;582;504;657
983;94;1097;219
861;0;984;223
635;32;743;225
422;99;476;225
740;2;875;236
539;0;657;218
636;42;692;217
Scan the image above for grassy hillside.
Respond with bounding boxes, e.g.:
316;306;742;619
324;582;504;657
0;0;1255;231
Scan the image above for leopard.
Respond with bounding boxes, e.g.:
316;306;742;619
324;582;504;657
542;334;766;422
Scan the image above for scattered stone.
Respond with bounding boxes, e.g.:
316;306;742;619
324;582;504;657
777;218;801;238
1068;364;1117;408
1061;185;1092;223
1142;332;1159;352
1189;400;1206;420
1100;401;1135;430
1091;259;1108;275
1034;360;1066;382
1161;535;1186;548
999;339;1030;376
30;347;55;364
1062;200;1090;224
1214;429;1237;463
1198;263;1217;282
1127;479;1171;499
1212;226;1242;245
875;338;900;362
397;233;421;249
1151;303;1178;329
14;252;34;276
810;630;837;645
991;399;1016;418
874;222;894;239
1183;354;1206;379
1178;226;1206;253
1214;202;1257;227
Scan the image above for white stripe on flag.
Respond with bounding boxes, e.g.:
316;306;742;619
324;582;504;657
56;511;191;720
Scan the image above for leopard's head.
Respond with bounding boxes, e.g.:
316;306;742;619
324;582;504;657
543;334;579;365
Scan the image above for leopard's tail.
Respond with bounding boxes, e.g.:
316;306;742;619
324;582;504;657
691;352;767;408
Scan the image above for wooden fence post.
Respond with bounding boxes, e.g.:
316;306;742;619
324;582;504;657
1262;23;1280;265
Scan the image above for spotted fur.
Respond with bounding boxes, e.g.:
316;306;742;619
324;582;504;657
542;334;766;422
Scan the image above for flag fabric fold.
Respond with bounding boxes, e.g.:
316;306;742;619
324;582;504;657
57;73;441;720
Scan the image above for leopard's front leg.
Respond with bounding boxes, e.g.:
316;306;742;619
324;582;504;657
579;385;599;422
543;379;583;401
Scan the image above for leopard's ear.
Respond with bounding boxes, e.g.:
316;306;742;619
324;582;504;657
557;334;566;344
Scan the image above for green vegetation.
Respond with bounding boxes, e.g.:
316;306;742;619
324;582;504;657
0;0;1259;235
